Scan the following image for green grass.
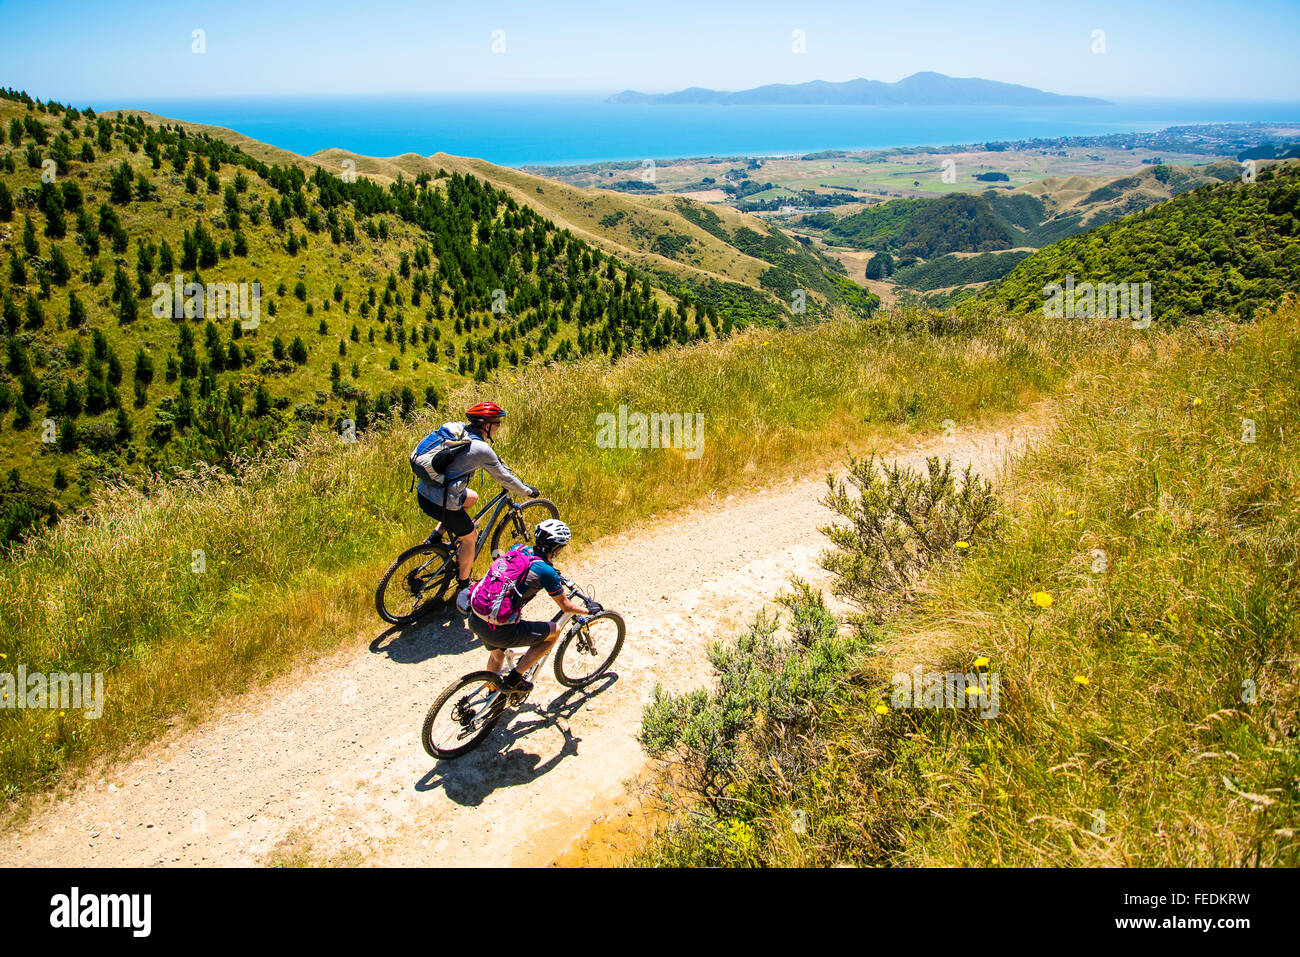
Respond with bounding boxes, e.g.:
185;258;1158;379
0;302;1087;804
635;299;1300;867
984;161;1300;322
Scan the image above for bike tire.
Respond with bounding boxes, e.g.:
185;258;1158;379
375;542;457;625
422;671;506;759
554;611;625;688
489;497;561;557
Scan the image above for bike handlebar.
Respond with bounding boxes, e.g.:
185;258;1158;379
559;574;598;607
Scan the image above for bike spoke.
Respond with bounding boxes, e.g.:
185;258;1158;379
380;545;456;622
555;613;624;686
492;499;560;555
427;682;498;753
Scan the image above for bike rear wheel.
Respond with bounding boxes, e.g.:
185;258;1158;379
554;611;625;688
489;498;560;557
422;671;507;759
375;541;457;625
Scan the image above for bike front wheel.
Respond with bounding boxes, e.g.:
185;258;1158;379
422;671;507;759
489;497;560;557
375;541;457;625
554;611;625;688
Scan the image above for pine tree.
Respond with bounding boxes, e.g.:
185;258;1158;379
24;293;44;330
22;214;39;256
134;346;154;384
110;160;133;204
63;380;82;417
13;395;32;430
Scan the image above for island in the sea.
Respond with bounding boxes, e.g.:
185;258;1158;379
606;71;1111;107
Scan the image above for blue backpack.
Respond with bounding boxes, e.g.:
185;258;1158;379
410;423;473;489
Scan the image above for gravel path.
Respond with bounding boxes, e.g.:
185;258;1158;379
3;410;1048;867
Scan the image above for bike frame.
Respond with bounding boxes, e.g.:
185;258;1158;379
430;471;515;559
412;473;528;585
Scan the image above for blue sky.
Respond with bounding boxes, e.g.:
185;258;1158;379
2;0;1297;103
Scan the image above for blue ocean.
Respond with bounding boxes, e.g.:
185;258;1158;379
98;93;1300;168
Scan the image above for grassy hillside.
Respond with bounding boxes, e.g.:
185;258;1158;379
0;90;875;547
637;298;1300;867
890;250;1034;291
798;160;1244;285
999;160;1241;246
1;302;1078;802
985;161;1300;321
311;153;876;325
633;167;1300;867
801;193;1017;257
140;124;867;327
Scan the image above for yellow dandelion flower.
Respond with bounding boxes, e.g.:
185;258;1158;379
1064;509;1077;517
874;704;889;715
1073;675;1090;686
1031;591;1053;608
955;540;970;549
974;656;990;669
1193;397;1203;406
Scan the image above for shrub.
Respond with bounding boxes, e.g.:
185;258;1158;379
819;455;999;622
639;582;868;818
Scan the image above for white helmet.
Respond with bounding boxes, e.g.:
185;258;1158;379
534;518;571;551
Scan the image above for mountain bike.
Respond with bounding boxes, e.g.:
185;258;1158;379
421;576;625;760
375;478;560;625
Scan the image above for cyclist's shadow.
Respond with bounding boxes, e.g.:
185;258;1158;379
414;673;619;807
369;607;479;665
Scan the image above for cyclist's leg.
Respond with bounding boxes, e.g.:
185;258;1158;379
454;488;479;581
512;622;561;674
470;615;517;673
416;493;445;543
455;534;474;580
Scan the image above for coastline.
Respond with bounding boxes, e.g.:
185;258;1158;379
90;94;1300;169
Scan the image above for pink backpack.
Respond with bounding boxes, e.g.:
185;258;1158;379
469;547;535;625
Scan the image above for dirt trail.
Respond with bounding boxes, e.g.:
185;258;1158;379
3;410;1049;867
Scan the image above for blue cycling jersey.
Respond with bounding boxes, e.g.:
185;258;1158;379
508;544;564;607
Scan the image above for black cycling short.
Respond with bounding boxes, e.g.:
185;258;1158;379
417;493;474;538
469;613;553;649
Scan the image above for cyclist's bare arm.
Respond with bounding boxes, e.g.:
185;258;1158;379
551;590;588;617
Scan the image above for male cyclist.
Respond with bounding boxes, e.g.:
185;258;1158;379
467;519;600;694
415;400;538;609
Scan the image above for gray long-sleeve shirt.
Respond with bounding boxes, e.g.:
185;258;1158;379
416;423;530;509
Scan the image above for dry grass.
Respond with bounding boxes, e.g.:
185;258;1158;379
636;301;1300;867
0;304;1087;803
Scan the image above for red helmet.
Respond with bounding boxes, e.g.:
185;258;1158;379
465;401;506;423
